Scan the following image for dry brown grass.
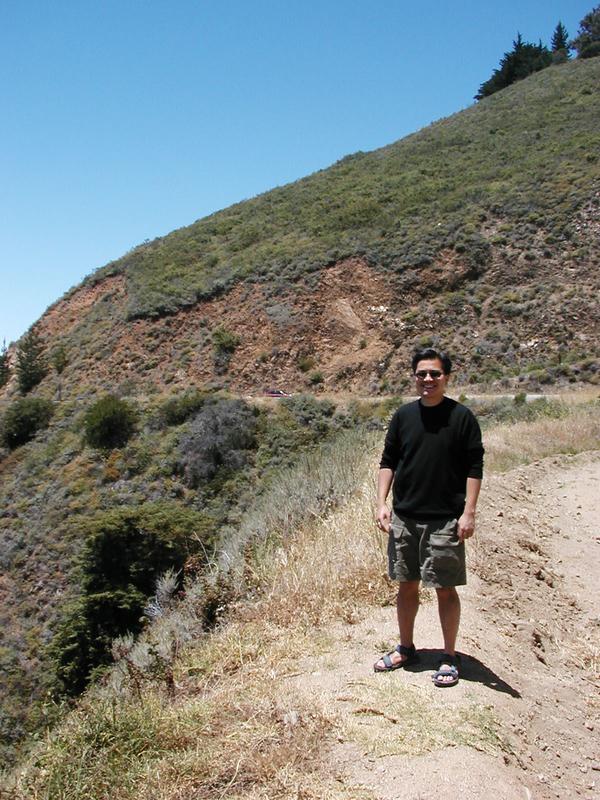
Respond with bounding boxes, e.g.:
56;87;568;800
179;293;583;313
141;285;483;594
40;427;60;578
339;680;507;758
10;633;357;800
241;479;394;629
483;402;600;472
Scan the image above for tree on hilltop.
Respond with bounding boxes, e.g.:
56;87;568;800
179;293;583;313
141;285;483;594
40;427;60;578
475;34;552;100
551;21;570;62
16;327;47;394
570;5;600;58
551;21;569;51
0;340;9;388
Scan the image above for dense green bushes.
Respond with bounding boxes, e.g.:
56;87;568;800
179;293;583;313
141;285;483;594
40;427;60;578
1;397;54;449
155;388;209;427
47;393;364;698
83;395;137;450
49;503;215;696
256;394;348;470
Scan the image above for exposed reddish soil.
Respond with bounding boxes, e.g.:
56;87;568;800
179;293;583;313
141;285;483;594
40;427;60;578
2;208;597;401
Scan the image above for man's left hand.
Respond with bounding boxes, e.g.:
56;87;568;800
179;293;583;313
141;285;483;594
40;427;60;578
457;510;476;542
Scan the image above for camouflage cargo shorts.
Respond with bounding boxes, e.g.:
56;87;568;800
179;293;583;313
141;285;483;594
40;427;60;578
387;513;466;587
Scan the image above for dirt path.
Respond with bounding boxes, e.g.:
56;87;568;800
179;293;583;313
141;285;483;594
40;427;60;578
289;452;600;799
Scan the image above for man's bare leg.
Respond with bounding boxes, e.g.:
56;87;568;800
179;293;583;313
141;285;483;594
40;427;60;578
375;580;420;669
398;579;420;650
436;586;461;684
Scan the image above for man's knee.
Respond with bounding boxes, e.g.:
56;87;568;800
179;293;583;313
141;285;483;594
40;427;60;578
436;586;459;602
398;580;420;599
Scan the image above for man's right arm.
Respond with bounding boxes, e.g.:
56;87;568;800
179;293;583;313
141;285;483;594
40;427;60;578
377;410;401;533
376;468;394;532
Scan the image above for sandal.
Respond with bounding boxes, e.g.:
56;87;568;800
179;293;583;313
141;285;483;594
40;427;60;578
374;643;419;672
432;653;461;687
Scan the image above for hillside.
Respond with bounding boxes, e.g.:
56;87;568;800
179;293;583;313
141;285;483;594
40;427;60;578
4;416;600;799
0;56;599;771
2;58;599;399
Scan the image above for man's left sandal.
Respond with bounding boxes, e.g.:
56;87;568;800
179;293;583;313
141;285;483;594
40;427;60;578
432;653;461;687
374;643;419;672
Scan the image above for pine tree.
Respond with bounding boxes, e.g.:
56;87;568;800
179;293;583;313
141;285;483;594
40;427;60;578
551;21;569;52
570;5;600;58
16;328;47;395
476;34;552;100
0;340;10;388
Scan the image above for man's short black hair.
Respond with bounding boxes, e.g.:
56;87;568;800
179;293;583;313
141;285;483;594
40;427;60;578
411;348;452;375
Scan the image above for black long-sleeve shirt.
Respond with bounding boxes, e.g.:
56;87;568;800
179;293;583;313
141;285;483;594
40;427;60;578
380;397;484;520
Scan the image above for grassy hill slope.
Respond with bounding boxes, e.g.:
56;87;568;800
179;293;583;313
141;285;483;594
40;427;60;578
91;58;598;322
5;403;600;799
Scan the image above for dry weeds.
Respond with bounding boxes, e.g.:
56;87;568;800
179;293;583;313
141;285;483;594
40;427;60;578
241;481;393;629
483;401;600;472
339;680;507;758
7;401;600;800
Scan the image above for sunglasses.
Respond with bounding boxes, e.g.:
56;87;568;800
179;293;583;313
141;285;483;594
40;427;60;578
414;369;443;379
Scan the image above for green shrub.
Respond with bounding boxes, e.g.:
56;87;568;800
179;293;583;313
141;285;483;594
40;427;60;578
212;326;241;373
346;398;402;430
212;326;240;354
49;503;215;697
83;395;137;450
156;389;208;428
256;394;342;471
281;394;336;434
298;355;316;372
1;397;54;449
51;344;68;375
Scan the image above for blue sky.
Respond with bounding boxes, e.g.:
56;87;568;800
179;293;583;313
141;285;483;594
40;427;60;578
0;0;591;345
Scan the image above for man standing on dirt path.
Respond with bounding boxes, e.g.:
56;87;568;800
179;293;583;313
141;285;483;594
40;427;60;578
374;347;484;687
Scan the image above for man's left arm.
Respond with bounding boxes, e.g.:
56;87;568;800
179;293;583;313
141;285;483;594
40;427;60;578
458;409;484;543
457;476;481;542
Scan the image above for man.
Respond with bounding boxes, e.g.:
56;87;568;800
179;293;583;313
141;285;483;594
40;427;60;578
374;347;484;687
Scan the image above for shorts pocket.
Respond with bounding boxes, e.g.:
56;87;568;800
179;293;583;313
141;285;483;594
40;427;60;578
423;521;465;587
388;519;420;581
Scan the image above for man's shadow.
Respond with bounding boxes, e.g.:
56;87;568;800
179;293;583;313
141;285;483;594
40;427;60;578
405;648;521;697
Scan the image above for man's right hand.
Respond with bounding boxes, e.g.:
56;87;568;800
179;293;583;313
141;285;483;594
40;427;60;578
376;504;391;533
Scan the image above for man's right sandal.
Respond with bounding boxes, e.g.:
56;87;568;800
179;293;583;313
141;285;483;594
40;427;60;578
374;643;419;672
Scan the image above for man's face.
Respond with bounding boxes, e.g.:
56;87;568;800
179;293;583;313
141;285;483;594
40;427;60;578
414;358;449;406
